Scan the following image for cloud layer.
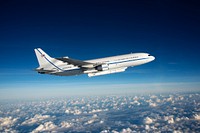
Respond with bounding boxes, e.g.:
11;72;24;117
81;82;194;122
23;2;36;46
0;93;199;132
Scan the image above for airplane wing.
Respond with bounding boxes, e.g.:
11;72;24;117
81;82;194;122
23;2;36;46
56;57;96;68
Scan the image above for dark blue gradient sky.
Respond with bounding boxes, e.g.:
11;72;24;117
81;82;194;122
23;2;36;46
0;0;200;99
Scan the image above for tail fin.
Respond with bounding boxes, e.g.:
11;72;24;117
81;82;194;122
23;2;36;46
34;48;53;68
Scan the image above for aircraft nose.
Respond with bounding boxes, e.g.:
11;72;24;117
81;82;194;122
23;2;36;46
152;56;155;61
150;56;155;61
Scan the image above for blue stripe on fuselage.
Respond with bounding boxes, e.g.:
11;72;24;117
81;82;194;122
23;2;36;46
108;57;149;65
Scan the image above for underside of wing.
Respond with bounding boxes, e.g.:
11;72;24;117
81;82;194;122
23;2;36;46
88;67;127;77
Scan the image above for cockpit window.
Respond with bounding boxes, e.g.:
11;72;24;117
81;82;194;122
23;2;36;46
148;54;151;56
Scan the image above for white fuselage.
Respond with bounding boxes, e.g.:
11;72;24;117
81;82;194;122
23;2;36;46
52;53;155;76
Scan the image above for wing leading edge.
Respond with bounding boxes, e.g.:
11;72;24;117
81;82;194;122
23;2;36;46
56;57;98;68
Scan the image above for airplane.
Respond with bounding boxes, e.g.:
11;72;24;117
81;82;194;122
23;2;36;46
34;48;155;77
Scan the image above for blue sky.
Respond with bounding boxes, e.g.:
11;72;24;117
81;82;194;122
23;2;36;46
0;0;200;99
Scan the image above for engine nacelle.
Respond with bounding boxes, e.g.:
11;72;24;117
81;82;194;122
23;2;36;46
96;64;109;71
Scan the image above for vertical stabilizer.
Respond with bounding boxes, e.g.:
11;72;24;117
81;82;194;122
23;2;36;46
34;48;53;68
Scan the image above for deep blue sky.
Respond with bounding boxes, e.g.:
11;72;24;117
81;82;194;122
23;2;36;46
0;0;200;99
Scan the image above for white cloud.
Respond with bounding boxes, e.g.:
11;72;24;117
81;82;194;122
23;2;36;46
194;114;200;120
149;102;157;107
175;117;181;122
120;128;133;133
156;98;161;103
3;128;18;133
111;130;119;133
145;125;150;130
73;109;82;115
60;121;73;128
92;114;98;118
100;120;104;124
168;117;174;124
0;116;18;128
31;121;57;133
65;109;82;115
150;95;157;99
21;114;50;125
84;114;98;125
85;119;95;125
166;97;173;102
89;109;103;113
65;109;70;114
31;120;74;133
100;130;110;133
144;117;153;124
164;116;175;124
130;100;140;106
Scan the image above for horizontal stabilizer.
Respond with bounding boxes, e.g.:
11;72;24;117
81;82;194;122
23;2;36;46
35;68;55;74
